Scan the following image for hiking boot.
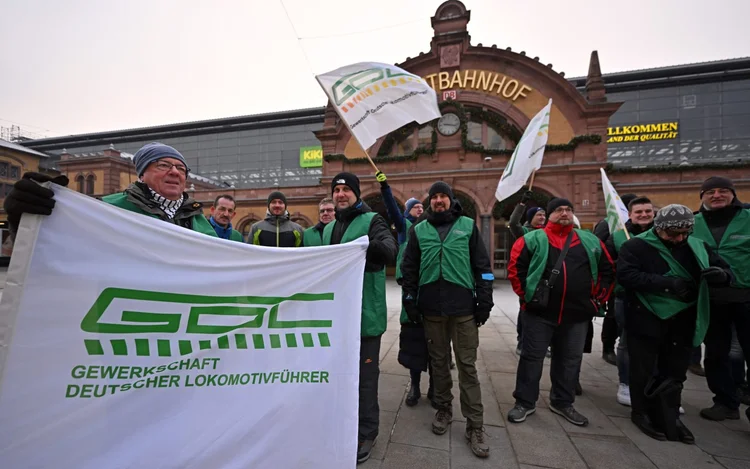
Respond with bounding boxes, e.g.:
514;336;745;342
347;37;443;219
405;382;420;407
631;413;666;441
356;438;376;464
675;419;695;445
688;363;706;377
700;403;739;421
738;384;750;406
432;408;453;435
465;427;490;458
602;351;617;366
617;384;631;407
550;404;589;426
507;403;536;423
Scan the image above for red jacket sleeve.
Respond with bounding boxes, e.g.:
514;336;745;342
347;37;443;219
508;236;531;301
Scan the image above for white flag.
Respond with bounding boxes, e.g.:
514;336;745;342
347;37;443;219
316;62;441;150
601;167;630;234
0;186;367;469
495;99;553;202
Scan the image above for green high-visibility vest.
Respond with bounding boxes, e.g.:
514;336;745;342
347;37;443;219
303;225;324;247
414;216;475;290
693;209;750;288
634;229;711;347
323;212;387;337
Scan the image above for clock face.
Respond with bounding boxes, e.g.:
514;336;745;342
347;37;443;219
437;113;460;136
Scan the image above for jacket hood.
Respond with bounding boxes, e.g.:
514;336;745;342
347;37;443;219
264;209;291;222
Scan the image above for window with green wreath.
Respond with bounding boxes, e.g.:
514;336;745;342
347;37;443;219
387;131;415;156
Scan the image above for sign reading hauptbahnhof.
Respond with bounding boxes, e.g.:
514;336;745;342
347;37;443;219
423;69;533;101
607;122;679;143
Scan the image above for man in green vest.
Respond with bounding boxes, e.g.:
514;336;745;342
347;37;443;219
691;177;750;424
400;181;494;459
507;197;615;428
208;194;243;241
322;172;397;465
302;197;334;247
3;142;217;239
617;204;733;443
604;196;655;408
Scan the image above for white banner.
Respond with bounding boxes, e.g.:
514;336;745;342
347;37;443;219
600;167;630;234
495;99;553;202
316;62;441;150
0;186;367;469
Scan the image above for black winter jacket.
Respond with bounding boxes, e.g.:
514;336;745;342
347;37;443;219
400;202;494;317
616;231;731;340
605;220;652;298
508;222;615;324
329;200;398;273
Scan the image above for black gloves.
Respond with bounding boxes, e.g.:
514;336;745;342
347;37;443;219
3;172;69;236
702;266;729;286
403;294;421;324
670;278;693;302
519;190;533;204
474;309;490;327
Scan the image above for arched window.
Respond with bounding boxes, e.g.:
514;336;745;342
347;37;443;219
85;175;95;195
388;132;415;156
467;121;483;145
76;175;85;193
238;218;259;243
417;125;434;149
487;126;506;151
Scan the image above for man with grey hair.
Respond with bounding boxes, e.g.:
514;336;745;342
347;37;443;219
617;204;732;444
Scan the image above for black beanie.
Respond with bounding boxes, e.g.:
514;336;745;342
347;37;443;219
700;176;735;198
621;193;637;209
547;197;574;214
267;191;287;207
331;172;361;200
428;181;454;200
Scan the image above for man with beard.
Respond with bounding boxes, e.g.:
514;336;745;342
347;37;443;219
617;204;732;442
400;181;494;458
692;177;750;424
209;194;243;241
508;198;614;427
303;197;335;246
3;142;217;239
605;196;655;407
321;172;398;464
249;191;304;247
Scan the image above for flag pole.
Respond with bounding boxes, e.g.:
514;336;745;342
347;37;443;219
528;170;537;191
355;141;380;173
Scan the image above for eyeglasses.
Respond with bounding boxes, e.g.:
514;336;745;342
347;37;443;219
153;161;189;175
319;208;335;213
664;228;692;238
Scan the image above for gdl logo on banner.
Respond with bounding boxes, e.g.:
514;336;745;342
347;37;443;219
80;288;335;357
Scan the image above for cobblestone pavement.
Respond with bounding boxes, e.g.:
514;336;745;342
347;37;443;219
365;280;750;469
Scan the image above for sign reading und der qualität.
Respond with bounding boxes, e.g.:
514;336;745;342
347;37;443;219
607;122;679;143
299;146;323;168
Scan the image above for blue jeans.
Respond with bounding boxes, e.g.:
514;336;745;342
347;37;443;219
614;298;629;386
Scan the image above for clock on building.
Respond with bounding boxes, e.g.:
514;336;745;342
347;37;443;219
437;112;460;136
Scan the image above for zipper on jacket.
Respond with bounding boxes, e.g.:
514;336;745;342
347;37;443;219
276;218;280;247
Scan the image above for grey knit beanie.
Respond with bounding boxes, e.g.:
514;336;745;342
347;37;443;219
654;204;695;230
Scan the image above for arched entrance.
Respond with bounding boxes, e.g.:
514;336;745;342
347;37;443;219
491;187;553;278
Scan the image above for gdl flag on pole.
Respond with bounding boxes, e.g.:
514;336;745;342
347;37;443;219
0;186;367;469
601;167;630;234
316;62;442;150
495;99;553;202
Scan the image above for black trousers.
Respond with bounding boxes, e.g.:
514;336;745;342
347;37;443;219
359;335;382;441
601;298;618;352
513;313;588;409
628;326;692;419
704;302;750;410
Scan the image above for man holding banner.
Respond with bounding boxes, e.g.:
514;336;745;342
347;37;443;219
322;172;398;464
3;142;217;239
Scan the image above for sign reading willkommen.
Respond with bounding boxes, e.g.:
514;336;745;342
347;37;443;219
0;186;367;468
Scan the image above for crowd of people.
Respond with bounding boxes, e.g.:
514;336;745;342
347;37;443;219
3;142;748;462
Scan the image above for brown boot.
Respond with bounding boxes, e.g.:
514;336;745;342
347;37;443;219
432;408;452;435
466;427;490;458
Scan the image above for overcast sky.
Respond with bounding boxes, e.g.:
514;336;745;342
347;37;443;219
1;0;748;138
